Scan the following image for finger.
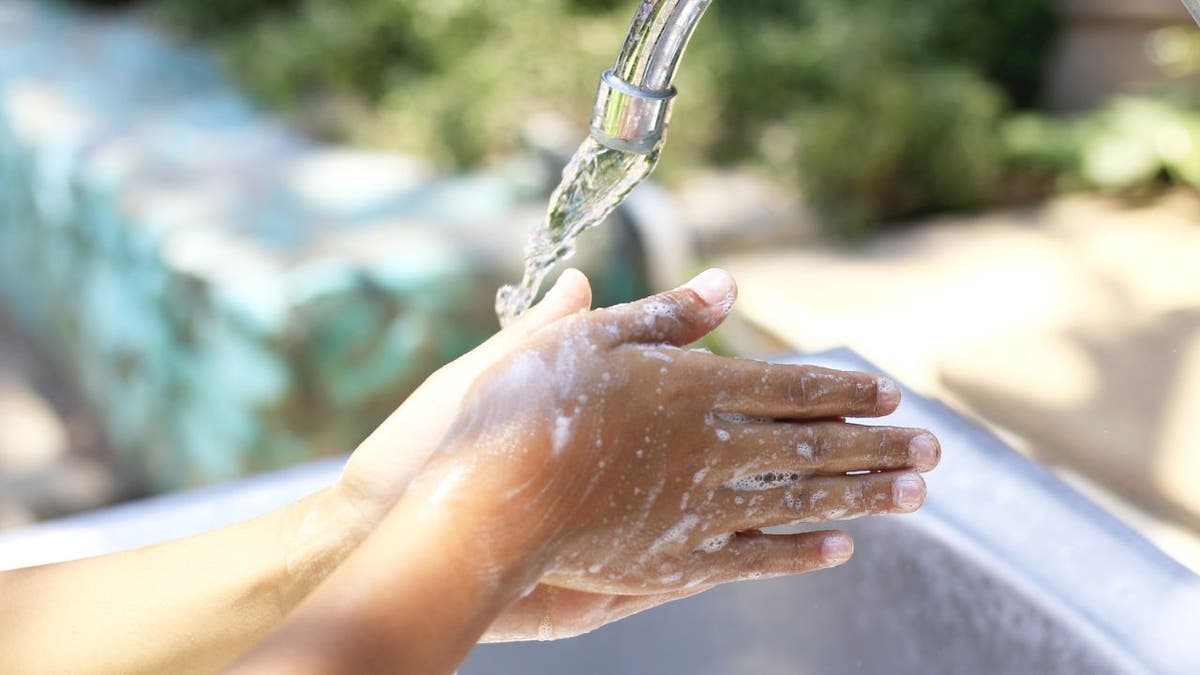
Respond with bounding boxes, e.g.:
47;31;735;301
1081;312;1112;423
692;530;853;582
678;353;900;418
593;268;736;347
707;471;927;532
707;422;940;477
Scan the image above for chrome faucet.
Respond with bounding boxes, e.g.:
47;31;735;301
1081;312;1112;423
589;0;715;155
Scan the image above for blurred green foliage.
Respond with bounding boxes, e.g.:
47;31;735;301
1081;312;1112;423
1005;95;1200;195
146;0;1058;238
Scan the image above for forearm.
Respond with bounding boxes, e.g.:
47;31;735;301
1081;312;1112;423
0;486;371;675
227;487;534;674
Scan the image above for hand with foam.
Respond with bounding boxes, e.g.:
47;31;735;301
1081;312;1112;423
402;268;940;640
232;269;941;673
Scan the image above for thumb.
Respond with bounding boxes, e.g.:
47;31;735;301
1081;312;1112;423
595;268;737;347
508;268;593;337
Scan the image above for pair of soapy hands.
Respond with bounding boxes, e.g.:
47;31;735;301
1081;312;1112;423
328;268;939;641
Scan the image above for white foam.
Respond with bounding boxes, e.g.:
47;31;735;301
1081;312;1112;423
642;300;677;319
538;614;555;641
796;442;814;460
552;414;574;455
715;429;732;442
640;349;675;363
725;471;802;492
697;532;734;553
647;514;699;555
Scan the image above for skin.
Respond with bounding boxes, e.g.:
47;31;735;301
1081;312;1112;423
229;268;940;673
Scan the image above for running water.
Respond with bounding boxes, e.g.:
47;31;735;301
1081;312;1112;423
495;136;661;327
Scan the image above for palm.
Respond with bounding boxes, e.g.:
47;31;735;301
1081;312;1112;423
483;584;708;642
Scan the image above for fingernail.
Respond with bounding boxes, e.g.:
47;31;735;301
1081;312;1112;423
822;533;854;563
684;268;735;308
875;377;900;414
893;474;925;512
908;433;939;471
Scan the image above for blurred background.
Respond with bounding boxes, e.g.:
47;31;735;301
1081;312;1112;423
0;0;1198;575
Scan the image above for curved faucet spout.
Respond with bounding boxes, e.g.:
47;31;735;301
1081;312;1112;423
589;0;715;154
613;0;715;93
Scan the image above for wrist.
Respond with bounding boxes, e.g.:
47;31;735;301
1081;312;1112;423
241;484;537;674
277;486;378;606
404;473;553;601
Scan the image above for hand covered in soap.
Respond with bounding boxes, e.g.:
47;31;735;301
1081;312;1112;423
332;269;595;529
230;269;943;674
406;269;940;638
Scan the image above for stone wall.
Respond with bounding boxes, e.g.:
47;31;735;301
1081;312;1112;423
0;1;643;490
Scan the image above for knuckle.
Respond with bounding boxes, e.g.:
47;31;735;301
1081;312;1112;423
854;377;877;409
741;542;771;570
792;536;813;566
787;369;814;407
875;429;892;460
809;428;831;465
796;426;820;465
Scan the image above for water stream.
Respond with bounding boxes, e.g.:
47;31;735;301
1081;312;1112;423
495;136;661;327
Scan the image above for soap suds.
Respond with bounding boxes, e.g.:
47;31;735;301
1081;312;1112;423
640;349;675;363
725;471;802;492
552;414;574;455
647;514;700;556
697;532;734;553
642;300;678;320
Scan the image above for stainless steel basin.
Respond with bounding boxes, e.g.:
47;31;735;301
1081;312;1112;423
3;350;1195;674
